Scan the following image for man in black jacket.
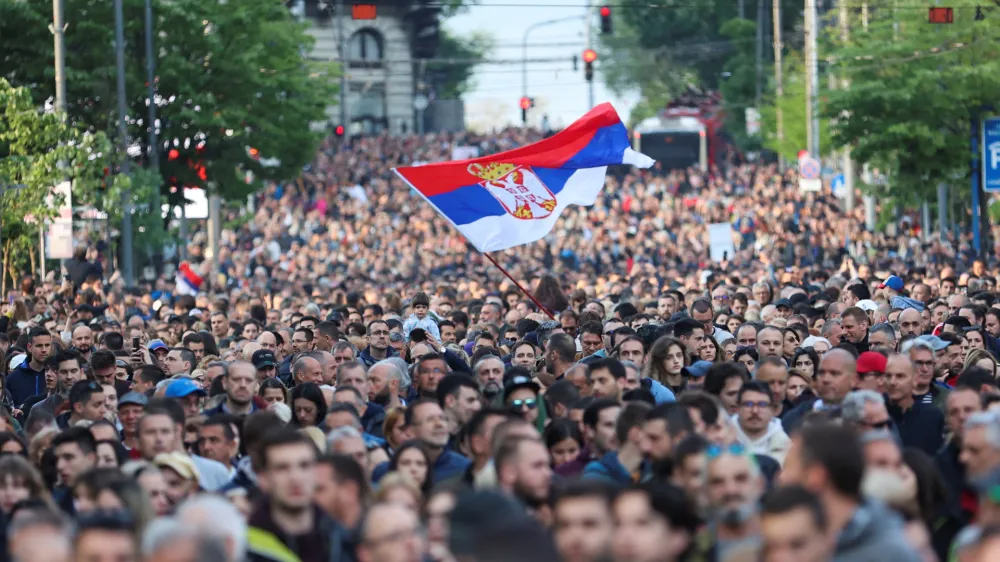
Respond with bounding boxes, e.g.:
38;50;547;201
884;353;944;456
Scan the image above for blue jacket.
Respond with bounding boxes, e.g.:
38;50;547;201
7;360;44;407
360;403;386;438
644;378;676;404
372;448;471;485
582;451;635;486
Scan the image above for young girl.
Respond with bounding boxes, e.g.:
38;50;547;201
402;292;441;342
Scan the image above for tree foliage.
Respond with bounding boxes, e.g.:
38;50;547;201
430;29;493;99
758;52;832;161
824;3;1000;205
0;0;338;204
0;78;113;289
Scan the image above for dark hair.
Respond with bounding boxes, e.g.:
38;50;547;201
289;383;327;427
619;483;700;535
411;292;431;308
761;485;827;530
579;321;603;339
902;447;948;526
52;427;97;455
94;440;128;467
796;423;864;500
546;333;577;363
258;377;287;397
644;403;694;439
201;415;237;442
254;427;317;472
54;349;84;371
90;350;116;372
388;440;434;494
543;419;583;457
587;358;627;381
673;434;709;466
957;367;998;391
791;347;820;376
703;362;750;397
435;375;480;408
673;318;705;340
69;380;103;407
145;398;185;426
616;402;652;445
466;407;516;438
677;391;724;426
738;381;773;403
318;453;370;505
0;431;27;456
135;365;167;386
102;333;124;351
534;275;569;315
552;479;616;508
582;398;620;429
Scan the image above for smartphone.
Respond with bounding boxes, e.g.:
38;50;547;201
132;337;140;351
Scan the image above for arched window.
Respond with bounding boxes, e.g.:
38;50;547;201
348;29;383;68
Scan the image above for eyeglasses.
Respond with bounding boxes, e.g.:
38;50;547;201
867;420;891;430
511;398;538;411
713;295;730;301
706;443;747;459
740;400;770;409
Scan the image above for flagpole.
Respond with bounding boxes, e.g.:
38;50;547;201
483;253;555;320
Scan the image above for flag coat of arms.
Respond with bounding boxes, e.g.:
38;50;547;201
393;103;654;252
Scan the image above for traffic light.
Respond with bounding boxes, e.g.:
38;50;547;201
519;96;533;125
582;49;597;81
334;125;345;137
407;0;441;59
599;6;613;34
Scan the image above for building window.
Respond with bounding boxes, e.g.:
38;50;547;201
348;84;387;134
348;29;383;68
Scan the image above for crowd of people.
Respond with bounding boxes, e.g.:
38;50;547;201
0;128;999;562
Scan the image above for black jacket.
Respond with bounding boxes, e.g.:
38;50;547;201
247;499;354;562
886;400;944;457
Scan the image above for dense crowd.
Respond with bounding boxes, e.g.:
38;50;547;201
2;128;1000;562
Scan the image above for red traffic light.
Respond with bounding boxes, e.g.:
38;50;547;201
582;49;598;63
599;5;610;17
519;96;532;110
335;125;345;136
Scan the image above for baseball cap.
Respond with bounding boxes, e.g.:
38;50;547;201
164;378;207;399
503;375;540;402
153;452;201;482
879;275;904;292
856;351;887;374
252;349;278;369
856;299;878;313
916;334;950;351
891;296;925;311
774;298;793;309
118;391;148;408
682;360;713;379
148;339;168;353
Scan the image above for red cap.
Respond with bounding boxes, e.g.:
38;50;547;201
856;351;887;374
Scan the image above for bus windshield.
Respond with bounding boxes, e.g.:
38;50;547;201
636;131;701;171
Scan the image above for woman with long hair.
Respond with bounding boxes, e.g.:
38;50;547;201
782;328;801;361
375;472;423;513
791;347;820;380
642;336;688;395
74;468;155;537
0;455;51;514
543;419;583;467
965;348;999;379
534;275;569;316
382;408;408;454
388;440;433;496
733;347;759;375
258;378;288;406
290;383;326;428
699;336;724;364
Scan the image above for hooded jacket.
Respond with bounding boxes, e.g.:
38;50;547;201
832;500;923;562
7;359;44;407
730;416;791;465
643;378;677;404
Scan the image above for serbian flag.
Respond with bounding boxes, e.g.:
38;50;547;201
394;103;654;252
176;262;203;295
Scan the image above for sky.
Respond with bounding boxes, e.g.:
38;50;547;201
446;0;639;132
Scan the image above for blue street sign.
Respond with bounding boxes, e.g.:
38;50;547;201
982;116;1000;192
831;174;845;195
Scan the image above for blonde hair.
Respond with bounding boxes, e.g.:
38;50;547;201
299;426;327;454
375;472;422;503
965;348;998;375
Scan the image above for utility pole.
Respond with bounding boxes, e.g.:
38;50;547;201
114;0;133;287
585;4;594;109
144;0;161;235
337;0;348;130
755;0;763;108
839;0;855;213
51;0;67;117
772;0;784;171
804;0;819;158
738;0;745;19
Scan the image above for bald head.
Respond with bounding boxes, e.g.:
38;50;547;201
816;348;858;405
898;308;922;337
242;342;262;361
293;356;323;385
72;325;94;349
821;348;857;373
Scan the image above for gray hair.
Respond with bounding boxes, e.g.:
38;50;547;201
620;360;640;376
8;507;71;543
821;319;842;338
900;339;936;358
385;357;411;390
841;390;885;425
326;426;364;450
859;428;896;446
869;322;896;342
964;412;1000;449
473;355;504;375
371;359;402;383
176;494;248;562
332;341;357;356
142;518;229;562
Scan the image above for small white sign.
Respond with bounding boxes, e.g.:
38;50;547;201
708;222;736;262
799;178;822;192
451;146;480;161
46;181;73;259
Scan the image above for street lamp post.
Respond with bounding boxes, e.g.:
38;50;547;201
522;15;586;103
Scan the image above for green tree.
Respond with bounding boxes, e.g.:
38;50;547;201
824;3;1000;207
0;0;338;205
0;78;113;291
429;30;493;99
759;53;832;161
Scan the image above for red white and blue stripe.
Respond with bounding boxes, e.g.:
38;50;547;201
176;262;203;295
394;103;654;252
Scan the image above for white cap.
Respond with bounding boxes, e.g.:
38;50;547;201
7;354;25;372
856;299;878;312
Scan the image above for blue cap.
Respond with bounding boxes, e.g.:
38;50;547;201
165;378;207;399
880;275;904;292
683;360;713;378
148;339;168;352
917;334;950;351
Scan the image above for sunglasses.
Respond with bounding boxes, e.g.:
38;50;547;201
706;443;748;459
740;400;771;409
511;398;538;411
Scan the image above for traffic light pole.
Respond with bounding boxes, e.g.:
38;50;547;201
585;3;594;109
521;15;585;123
